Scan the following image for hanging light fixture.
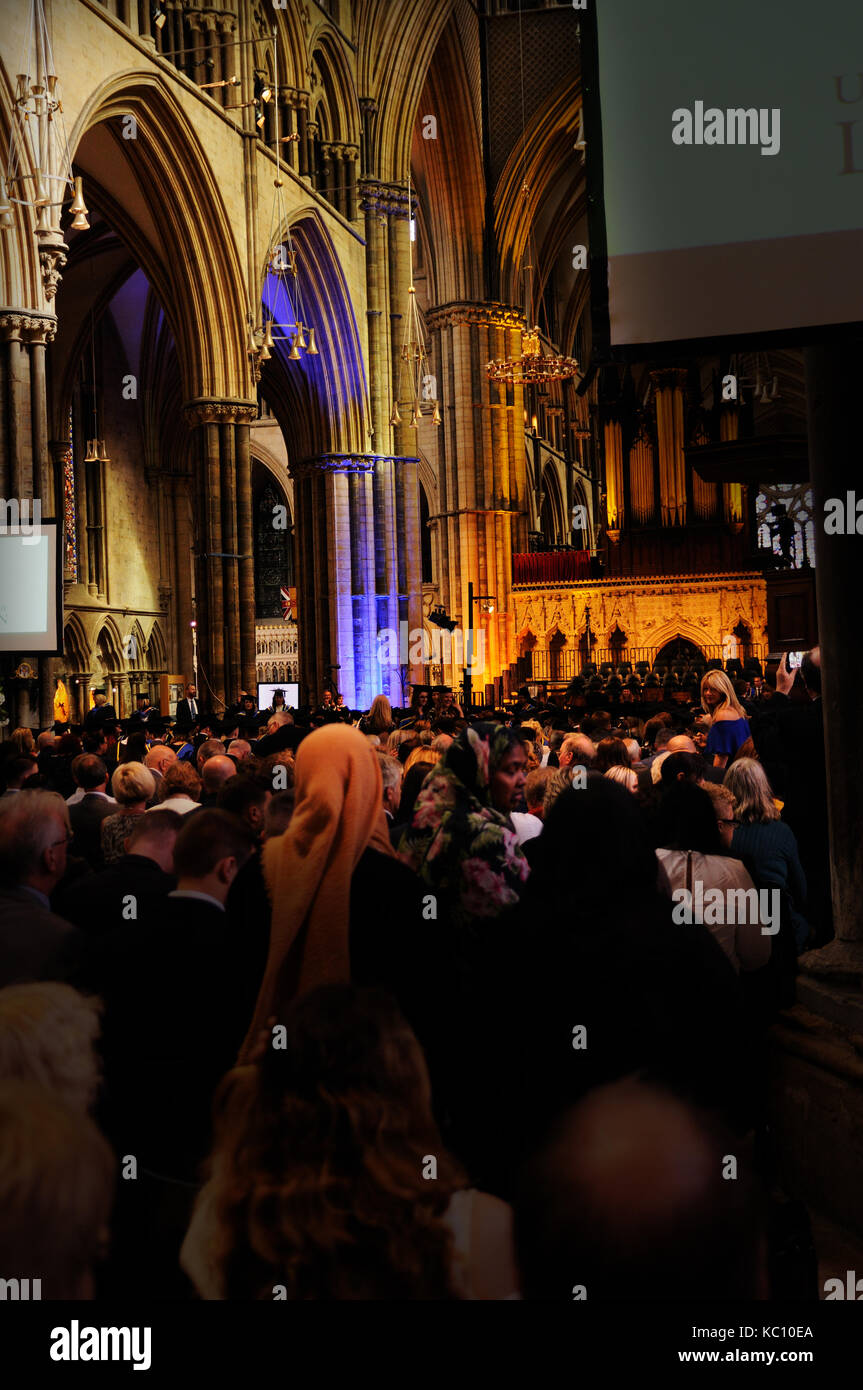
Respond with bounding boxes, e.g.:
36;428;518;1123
250;27;317;377
485;9;578;389
390;173;440;431
2;0;88;255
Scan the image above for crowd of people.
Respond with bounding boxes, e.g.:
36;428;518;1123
0;651;828;1299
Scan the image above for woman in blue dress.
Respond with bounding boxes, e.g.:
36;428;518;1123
700;670;750;771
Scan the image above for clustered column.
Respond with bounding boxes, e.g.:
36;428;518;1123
290;455;378;708
426;301;527;694
183;399;258;707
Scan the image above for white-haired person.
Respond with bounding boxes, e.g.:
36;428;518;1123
723;758;810;951
700;670;750;771
100;762;157;865
605;765;638;795
0;981;102;1113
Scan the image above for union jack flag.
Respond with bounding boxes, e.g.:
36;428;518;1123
281;586;294;621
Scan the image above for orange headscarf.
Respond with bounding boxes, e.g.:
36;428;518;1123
238;724;395;1060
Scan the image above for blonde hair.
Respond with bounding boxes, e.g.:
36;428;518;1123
111;761;156;806
722;757;780;824
700;670;747;720
0;983;102;1113
404;746;442;773
366;695;394;734
605;765;638;794
9;728;35;756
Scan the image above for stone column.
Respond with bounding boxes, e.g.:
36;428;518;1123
426;302;526;692
290;454;383;708
183;398;257;708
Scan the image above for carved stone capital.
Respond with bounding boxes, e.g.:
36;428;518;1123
0;310;58;344
357;179;413;218
183;398;258;427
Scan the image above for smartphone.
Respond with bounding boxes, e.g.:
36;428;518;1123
786;651;804;670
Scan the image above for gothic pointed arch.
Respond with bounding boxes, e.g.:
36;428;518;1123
257;208;369;458
62;70;253;423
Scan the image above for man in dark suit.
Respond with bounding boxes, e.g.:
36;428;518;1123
55;807;181;939
83;689;118;733
174;683;202;731
96;809;257;1180
68;756;115;870
0;790;83;987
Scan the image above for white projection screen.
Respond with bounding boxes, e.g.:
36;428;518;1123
588;0;863;352
257;681;300;710
0;521;62;654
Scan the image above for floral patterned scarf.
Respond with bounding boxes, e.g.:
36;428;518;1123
397;723;530;929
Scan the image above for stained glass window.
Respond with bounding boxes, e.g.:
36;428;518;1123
756;483;816;571
63;407;77;581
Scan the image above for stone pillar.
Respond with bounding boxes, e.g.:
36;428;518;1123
183;399;258;708
291;454;391;708
426;302;526;692
798;342;863;972
235;419;257;693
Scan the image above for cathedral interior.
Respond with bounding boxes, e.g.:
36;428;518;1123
1;0;863;1319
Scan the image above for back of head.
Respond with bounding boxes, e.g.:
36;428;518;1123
657;780;722;853
0;982;102;1113
801;646;821;696
722;757;779;824
173;809;255;881
0;1079;114;1298
196;737;226;771
159;760;202;804
3;754;38;789
659;751;703;786
202;754;238;795
525;766;553;813
264;789;295;838
127;807;183;851
529;776;658;917
593;738;631;773
74;754;108;791
111;761;156;806
0;790;69;888
217;777;271;824
119;732;148;765
212;985;460;1299
514;1080;765;1301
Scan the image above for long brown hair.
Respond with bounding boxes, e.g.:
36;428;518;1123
209;986;464;1299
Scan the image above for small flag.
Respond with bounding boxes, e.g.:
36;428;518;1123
281;586;296;622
